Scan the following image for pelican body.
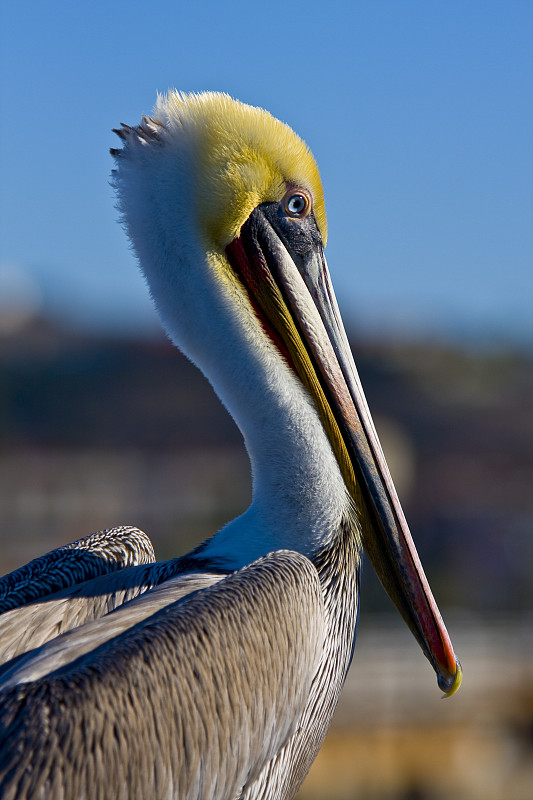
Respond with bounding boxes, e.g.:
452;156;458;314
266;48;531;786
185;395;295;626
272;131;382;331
0;92;461;800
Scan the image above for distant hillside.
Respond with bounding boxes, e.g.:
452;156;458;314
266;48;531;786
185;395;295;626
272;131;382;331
1;318;531;613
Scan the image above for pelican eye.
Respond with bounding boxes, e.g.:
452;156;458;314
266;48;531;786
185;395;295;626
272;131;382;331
284;190;312;219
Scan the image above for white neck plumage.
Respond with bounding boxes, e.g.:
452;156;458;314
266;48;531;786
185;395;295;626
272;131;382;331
160;244;351;570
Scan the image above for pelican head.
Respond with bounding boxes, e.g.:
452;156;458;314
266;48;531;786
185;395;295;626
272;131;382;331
112;91;461;696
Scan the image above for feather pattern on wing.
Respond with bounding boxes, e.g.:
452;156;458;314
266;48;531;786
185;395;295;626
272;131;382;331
0;549;221;664
0;551;325;800
0;527;155;613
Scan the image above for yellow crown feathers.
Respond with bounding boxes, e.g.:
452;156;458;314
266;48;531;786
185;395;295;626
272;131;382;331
155;91;327;251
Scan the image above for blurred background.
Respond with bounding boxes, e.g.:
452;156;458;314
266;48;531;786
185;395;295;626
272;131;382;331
1;2;532;798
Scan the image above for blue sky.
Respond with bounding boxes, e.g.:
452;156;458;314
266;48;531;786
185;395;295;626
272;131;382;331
0;1;531;346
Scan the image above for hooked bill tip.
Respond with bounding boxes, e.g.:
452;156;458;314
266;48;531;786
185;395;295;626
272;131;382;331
438;658;463;698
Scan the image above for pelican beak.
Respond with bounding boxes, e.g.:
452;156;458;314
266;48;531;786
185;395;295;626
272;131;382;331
226;200;462;696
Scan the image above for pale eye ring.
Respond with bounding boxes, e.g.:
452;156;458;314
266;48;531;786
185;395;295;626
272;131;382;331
284;190;312;218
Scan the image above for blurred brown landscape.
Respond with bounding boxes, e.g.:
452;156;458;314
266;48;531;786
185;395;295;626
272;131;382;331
0;317;532;799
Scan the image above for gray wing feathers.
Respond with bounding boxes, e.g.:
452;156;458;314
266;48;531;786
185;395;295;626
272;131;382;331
0;526;155;613
0;551;325;800
0;572;225;689
0;557;177;665
0;528;159;664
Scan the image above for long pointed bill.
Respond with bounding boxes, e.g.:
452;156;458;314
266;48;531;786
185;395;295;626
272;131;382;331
226;205;462;696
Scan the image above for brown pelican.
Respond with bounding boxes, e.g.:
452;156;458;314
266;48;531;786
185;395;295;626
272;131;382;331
0;92;461;800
